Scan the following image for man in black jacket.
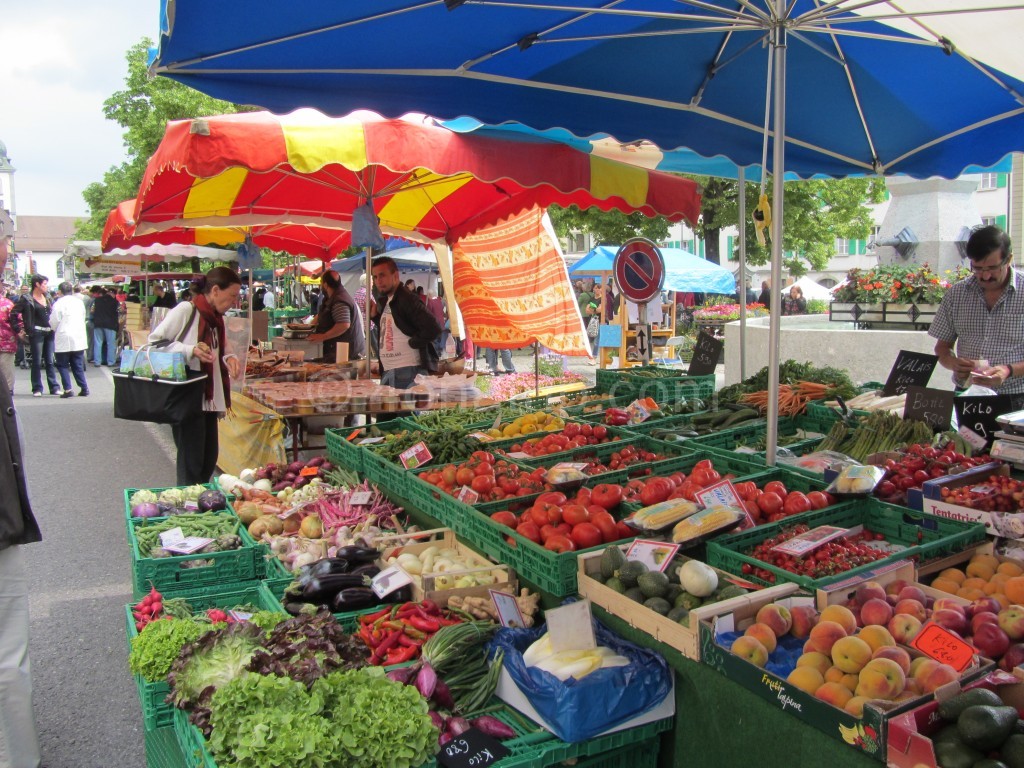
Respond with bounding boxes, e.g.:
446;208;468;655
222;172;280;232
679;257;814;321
369;256;442;390
90;287;120;366
0;375;43;766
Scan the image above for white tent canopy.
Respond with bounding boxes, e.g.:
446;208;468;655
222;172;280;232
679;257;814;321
781;275;832;302
68;240;238;264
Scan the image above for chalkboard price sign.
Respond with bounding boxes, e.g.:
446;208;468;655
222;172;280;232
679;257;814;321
954;394;1014;449
882;350;938;396
687;331;723;376
437;728;511;768
903;386;955;432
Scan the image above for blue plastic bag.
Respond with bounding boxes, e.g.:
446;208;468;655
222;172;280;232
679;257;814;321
490;620;672;742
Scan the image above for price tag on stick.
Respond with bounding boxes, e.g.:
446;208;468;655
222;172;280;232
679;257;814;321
687;331;723;376
437;728;511;768
882;350;938;396
903;386;955;432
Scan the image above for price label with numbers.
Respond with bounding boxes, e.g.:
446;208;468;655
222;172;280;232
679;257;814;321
436;728;511;768
399;442;433;469
910;621;976;672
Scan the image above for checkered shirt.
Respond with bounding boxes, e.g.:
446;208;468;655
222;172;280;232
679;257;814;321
929;267;1024;394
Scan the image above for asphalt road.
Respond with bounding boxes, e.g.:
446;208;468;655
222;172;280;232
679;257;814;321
12;363;177;768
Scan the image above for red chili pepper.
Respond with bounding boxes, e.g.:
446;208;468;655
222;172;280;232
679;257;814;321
419;599;440;616
360;606;393;625
395;602;419;617
396;632;419;648
371;629;403;662
401;624;427;640
407;615;440;633
367;629;384;648
384;644;419;665
437;617;463;626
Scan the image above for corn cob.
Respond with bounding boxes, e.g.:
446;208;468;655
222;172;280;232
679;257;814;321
630;500;699;530
671;505;743;544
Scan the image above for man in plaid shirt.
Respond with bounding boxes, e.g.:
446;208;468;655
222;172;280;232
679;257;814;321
929;226;1024;394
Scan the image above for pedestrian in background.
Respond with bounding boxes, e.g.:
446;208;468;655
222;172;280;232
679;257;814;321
90;287;119;367
757;280;772;309
0;285;19;392
782;285;807;316
17;275;58;398
77;285;94;363
49;282;90;398
13;286;29;370
0;373;43;768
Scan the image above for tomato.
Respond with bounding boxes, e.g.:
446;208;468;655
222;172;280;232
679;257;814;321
539;524;560;542
544;535;576;553
591;484;625;510
441;465;458;486
693;459;714;472
763;480;789;498
535;491;568;507
675;480;702;502
570;522;604;550
782;491;813;516
455;467;476;486
579;422;594;437
733;481;757;501
669;471;687;488
471;474;496;494
690;468;715;487
589;510;619;543
489;511;518;529
472;451;495;464
639;477;674;506
806;491;831;510
592;425;608;440
757;491;784;516
533;502;563;525
473;462;495;477
574;487;592;505
563;422;581;438
614;521;634;540
515;521;542;543
561;504;591;526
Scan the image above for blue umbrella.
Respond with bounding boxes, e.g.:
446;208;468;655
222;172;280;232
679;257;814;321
570;245;736;294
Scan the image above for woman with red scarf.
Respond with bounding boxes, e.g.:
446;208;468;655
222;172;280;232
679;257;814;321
149;267;242;484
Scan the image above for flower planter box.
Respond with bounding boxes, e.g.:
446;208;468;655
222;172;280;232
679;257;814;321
829;302;938;330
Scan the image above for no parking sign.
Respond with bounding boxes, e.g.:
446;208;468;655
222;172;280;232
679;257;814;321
613;239;665;304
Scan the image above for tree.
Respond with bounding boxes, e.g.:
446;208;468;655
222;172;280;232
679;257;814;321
74;39;247;241
547;205;670;246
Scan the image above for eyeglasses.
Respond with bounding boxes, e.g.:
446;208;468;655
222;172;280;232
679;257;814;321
970;259;1010;275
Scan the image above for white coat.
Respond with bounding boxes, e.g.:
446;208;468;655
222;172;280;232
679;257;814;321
49;295;88;353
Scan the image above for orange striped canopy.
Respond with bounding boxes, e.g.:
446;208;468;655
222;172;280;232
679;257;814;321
131;109;701;246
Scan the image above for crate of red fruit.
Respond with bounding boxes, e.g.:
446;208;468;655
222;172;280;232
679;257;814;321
514;438;686;479
865;443;994;510
706;499;987;590
487;421;638;461
917;462;1024;540
727;468;836;526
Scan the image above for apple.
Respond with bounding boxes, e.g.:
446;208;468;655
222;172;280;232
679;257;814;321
831;636;873;674
755;603;793;637
855;581;887;606
796;651;833;677
730;635;769;667
898;585;927;605
932;608;970;636
888;613;923;644
744;622;778;654
999;642;1024;672
807;620;848;656
871;645;912;675
971;611;1000;635
790;605;819;639
973;621;1011;659
855;658;906;701
968;597;1002;618
786;666;824;695
820;604;858;635
860;598;894;627
893;599;928;623
999;606;1024;641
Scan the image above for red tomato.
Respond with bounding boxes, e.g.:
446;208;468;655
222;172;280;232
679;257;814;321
472;451;495;464
473;462;495;477
763;480;789;498
533;502;563;525
563;422;581;438
489;511;518;529
806;491;831;510
544;535;576;553
757;491;785;516
441;465;458;486
591;484;624;510
614;521;634;541
561;504;591;526
592;425;609;440
639;477;674;506
539;524;560;542
516;521;542;543
554;522;573;538
675;480;702;502
782;491;813;516
579;422;594;437
535;491;568;507
689;468;715;487
693;459;714;472
574;487;592;505
669;471;688;488
471;474;496;494
570;522;603;550
733;481;757;501
589;510;619;543
455;467;475;486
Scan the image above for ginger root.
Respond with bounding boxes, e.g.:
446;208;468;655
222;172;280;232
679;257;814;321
449;589;540;628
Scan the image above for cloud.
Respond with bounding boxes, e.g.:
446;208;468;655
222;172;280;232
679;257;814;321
0;1;155;216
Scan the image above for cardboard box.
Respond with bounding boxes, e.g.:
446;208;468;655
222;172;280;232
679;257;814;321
918;463;1024;540
576;546;798;660
886;669;1024;768
699;590;994;762
379;528;517;608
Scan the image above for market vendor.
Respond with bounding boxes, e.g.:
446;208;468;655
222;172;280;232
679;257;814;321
930;225;1024;393
306;270;365;362
369;256;442;389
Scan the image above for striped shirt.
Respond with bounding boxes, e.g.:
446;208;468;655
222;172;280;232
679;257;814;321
929;268;1024;394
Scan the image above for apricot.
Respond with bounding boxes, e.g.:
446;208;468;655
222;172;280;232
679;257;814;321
971;554;1000;572
962;577;989;592
938;568;966;585
966;561;995;581
1004;576;1024;605
998;561;1024;577
956;587;986;601
930;578;960;595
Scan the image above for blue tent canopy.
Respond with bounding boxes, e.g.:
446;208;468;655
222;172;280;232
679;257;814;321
569;245;736;295
330;246;435;275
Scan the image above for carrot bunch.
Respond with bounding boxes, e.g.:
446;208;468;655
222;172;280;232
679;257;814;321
738;380;830;416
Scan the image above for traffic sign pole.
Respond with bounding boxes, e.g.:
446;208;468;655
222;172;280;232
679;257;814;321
613;239;664;368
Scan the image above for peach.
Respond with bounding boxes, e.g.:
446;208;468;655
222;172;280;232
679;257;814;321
841;673;860;693
898;585;927;605
857;624;897;653
920;662;959;694
910;656;939;682
886;579;910;596
730;635;769;667
755;603;793;638
932;608;969;636
888;613;923;644
893;599;927;623
815;681;854;709
969;597;1003;617
796;651;833;677
859;598;894;628
855;657;906;701
855;581;887;606
786;666;825;695
904;678;922;695
820;604;858;635
807;620;848;656
998;606;1024;640
790;605;819;639
844;695;869;718
932;598;967;616
744;622;778;654
970;611;1000;634
871;645;912;675
824;665;846;685
831;636;873;674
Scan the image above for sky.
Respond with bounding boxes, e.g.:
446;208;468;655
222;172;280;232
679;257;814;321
0;1;159;217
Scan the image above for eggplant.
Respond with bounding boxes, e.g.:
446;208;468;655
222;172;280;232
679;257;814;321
331;587;378;612
301;574;368;603
348;563;381;579
383;584;413;604
333;545;379;564
283;601;321;616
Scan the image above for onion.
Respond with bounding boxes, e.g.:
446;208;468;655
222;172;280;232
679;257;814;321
132;502;161;518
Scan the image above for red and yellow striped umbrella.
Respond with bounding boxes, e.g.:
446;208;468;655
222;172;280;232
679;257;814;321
131;109;701;244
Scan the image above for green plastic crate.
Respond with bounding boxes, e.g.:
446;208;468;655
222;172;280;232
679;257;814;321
124;484;227;522
681;416;831;464
145;725;187;768
174;699;668;768
485;422;639;459
596;367;716;402
706;498;987;589
126;582;283;731
512;436;686;477
325;426;367;473
129;513;261;599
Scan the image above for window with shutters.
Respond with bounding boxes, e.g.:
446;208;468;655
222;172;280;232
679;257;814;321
835;238;851;256
979;173;999;190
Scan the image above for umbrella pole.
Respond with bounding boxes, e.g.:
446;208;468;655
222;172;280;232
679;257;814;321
534;342;539;398
765;4;787;467
365;245;372;377
737;167;747;382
